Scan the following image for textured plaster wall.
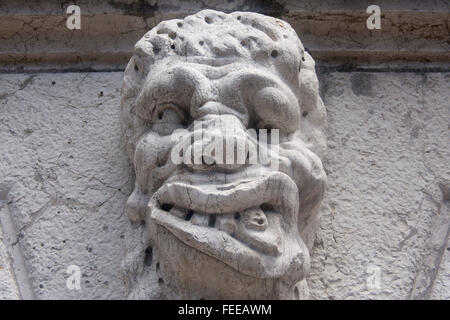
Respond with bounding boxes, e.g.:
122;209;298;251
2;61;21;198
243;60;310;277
0;71;448;299
0;225;20;299
311;71;450;299
0;73;133;299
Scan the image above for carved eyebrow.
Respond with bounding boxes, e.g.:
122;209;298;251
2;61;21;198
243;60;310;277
217;70;299;132
133;66;199;120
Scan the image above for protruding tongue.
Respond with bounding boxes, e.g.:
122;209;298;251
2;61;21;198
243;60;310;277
218;207;283;257
167;205;283;257
241;207;268;231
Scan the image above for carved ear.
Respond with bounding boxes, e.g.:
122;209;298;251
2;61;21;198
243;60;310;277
302;51;316;71
121;35;162;160
297;52;327;161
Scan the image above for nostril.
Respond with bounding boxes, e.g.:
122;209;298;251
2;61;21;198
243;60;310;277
156;156;166;167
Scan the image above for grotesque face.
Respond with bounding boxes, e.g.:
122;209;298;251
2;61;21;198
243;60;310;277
121;10;327;299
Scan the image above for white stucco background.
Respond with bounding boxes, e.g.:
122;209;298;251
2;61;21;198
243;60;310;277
0;71;448;299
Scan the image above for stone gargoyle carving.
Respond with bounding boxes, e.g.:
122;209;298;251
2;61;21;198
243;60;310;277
120;9;327;299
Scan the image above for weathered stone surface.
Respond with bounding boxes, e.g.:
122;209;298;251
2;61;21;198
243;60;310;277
0;70;448;299
120;10;327;299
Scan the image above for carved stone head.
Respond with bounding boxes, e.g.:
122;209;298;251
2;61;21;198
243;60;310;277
120;9;327;299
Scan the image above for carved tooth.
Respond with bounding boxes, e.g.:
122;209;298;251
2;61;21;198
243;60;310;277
190;212;208;226
217;213;237;235
241;207;268;231
169;207;188;219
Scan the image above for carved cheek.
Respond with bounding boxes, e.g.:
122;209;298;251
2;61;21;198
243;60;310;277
277;156;293;178
281;142;326;210
134;131;175;192
253;87;300;132
287;148;313;190
299;69;320;112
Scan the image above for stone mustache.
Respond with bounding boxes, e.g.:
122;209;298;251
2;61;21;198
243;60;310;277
120;9;327;299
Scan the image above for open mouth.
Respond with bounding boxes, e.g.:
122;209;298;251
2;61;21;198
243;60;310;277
157;203;283;256
149;168;307;279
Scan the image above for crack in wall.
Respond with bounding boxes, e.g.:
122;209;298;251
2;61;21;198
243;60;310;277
0;182;35;299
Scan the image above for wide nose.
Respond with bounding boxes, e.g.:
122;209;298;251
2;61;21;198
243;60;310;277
183;114;251;172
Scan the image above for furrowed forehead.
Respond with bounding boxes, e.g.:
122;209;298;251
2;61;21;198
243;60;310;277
133;9;304;65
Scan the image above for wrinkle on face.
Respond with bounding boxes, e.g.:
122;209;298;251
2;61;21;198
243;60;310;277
121;10;327;299
133;59;302;135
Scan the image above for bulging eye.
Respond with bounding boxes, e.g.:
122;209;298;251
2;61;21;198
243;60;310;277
152;103;187;136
